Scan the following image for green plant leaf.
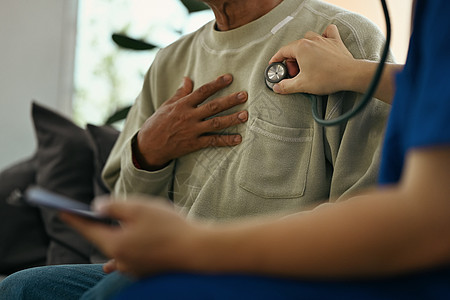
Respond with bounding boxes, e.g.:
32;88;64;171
180;0;210;13
105;105;132;125
112;33;157;50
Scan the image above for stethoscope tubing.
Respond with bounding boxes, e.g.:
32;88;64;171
309;0;391;126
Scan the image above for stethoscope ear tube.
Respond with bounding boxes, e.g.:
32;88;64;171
309;0;391;126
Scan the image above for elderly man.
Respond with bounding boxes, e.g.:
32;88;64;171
0;0;390;299
103;0;390;220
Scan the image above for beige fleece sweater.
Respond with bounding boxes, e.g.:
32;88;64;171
102;0;392;221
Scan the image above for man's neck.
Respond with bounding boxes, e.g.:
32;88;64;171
203;0;283;31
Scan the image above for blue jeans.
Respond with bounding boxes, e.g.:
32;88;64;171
0;264;134;300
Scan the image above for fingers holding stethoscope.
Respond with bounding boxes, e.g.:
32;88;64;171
267;24;352;95
269;24;341;65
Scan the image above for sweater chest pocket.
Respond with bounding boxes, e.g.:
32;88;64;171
237;118;313;199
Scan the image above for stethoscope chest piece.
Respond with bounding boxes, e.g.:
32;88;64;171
265;62;289;90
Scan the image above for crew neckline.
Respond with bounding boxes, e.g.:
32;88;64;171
200;0;308;53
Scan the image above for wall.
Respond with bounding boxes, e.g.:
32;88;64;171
0;0;78;170
325;0;413;63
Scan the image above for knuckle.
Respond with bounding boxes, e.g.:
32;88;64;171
225;93;241;108
224;135;240;146
209;135;219;147
169;87;188;103
299;39;313;50
296;39;308;47
221;135;232;146
311;35;322;42
226;115;236;126
197;84;212;96
229;93;241;104
206;101;220;114
277;82;285;92
211;117;221;129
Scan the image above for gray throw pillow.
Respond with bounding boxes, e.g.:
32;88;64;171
32;102;94;265
85;124;120;263
85;124;120;197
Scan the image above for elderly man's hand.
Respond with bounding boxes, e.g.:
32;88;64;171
135;74;248;170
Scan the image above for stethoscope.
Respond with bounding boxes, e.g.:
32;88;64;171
264;0;391;127
264;62;289;91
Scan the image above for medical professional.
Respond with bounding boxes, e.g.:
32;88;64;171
60;0;450;298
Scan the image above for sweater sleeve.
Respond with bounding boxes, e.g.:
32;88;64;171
101;64;175;199
325;13;392;201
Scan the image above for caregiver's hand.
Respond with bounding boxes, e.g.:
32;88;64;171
269;24;356;95
270;24;402;104
60;197;204;277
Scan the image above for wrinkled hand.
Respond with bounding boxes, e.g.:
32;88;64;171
269;24;356;95
135;74;248;170
60;197;201;277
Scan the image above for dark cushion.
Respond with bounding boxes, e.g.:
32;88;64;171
0;156;48;275
85;124;120;263
32;102;95;265
85;124;120;197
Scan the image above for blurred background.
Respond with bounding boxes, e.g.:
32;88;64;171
0;0;413;170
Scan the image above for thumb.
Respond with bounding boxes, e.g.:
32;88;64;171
93;196;172;223
103;259;117;273
273;77;305;94
322;24;340;40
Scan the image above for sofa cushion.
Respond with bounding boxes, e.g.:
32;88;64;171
0;156;48;274
85;124;120;263
32;102;95;265
85;124;120;197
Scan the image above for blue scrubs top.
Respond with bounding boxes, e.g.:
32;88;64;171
379;0;450;184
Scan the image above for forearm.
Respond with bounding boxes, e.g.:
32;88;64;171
252;191;449;277
347;60;403;104
79;150;450;279
196;192;411;277
193;189;450;278
189;150;450;278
